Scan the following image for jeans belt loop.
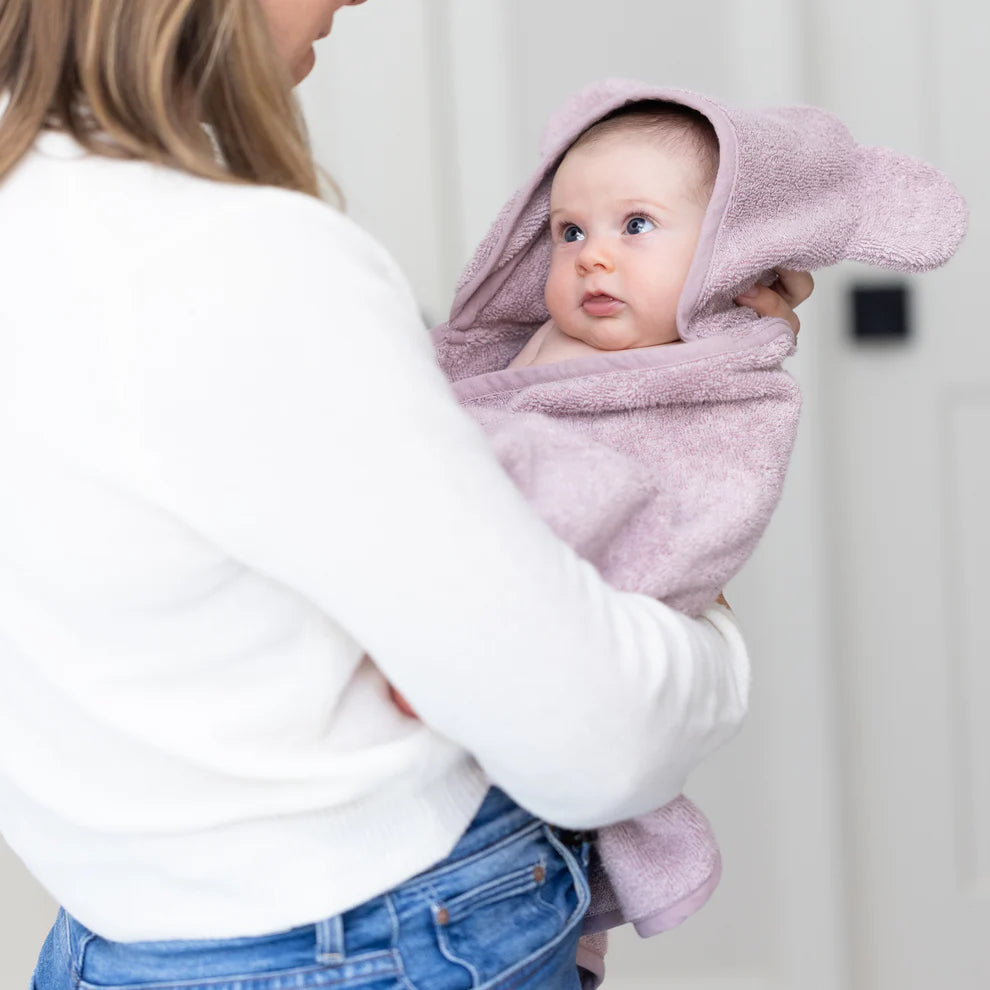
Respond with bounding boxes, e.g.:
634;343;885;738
316;913;345;964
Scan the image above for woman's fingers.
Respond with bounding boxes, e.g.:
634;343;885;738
735;284;801;335
388;684;419;718
772;268;815;308
734;270;814;337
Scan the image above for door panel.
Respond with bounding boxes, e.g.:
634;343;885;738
810;0;989;985
946;397;990;892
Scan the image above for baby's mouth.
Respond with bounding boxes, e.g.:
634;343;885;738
581;292;624;317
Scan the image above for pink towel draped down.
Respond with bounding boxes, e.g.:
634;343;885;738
431;79;967;988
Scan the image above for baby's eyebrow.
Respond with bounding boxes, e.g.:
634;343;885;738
549;199;672;218
619;198;670;212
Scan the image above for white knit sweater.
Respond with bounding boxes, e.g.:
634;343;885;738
0;130;749;941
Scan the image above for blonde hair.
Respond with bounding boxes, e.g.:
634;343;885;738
0;0;321;197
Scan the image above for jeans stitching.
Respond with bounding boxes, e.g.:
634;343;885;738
532;855;566;926
71;924;97;990
442;861;544;923
473;829;591;990
75;960;398;990
383;894;416;990
404;820;542;889
316;914;345;965
426;882;481;987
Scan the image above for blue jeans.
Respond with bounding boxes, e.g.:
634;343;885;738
32;788;591;990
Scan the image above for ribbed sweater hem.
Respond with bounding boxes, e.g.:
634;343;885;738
2;755;491;942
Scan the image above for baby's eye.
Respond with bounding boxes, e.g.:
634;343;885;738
625;216;656;235
561;224;585;243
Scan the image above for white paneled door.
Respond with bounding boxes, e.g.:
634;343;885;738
809;0;990;987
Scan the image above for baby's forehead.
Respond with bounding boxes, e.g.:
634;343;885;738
551;132;696;193
555;125;703;186
551;115;716;207
563;122;683;160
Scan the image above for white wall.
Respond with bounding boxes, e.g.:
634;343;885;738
0;837;56;985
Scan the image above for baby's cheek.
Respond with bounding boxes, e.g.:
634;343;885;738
634;308;681;347
544;271;569;323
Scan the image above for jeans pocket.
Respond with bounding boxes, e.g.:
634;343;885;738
441;860;555;925
429;824;589;988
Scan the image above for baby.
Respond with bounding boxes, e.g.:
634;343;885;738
510;102;718;369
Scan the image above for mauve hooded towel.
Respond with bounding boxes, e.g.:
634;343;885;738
431;79;967;986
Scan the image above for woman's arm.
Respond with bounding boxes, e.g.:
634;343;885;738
127;192;749;829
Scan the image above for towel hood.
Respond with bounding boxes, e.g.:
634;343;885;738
441;78;967;373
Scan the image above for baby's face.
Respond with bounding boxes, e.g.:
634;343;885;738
545;132;708;350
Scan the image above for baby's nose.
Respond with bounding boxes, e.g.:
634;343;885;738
576;237;614;273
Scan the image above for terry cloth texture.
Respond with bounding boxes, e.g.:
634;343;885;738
432;79;967;986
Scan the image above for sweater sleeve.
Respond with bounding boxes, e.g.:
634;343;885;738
126;190;750;829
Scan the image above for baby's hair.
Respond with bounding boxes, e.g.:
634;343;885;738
567;101;720;205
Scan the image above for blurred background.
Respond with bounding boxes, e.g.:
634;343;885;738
2;1;986;987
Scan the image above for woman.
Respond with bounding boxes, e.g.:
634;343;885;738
0;2;812;988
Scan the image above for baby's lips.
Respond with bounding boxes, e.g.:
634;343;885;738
581;290;620;304
581;293;624;316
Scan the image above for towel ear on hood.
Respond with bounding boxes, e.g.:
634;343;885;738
846;145;969;272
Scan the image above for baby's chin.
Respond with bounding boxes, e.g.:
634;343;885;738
555;317;679;351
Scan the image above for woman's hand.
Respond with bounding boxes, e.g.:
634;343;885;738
388;684;419;719
734;268;814;337
362;650;419;718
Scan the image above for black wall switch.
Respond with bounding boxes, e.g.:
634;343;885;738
851;284;911;342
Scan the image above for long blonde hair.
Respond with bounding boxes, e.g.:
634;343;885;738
0;0;321;196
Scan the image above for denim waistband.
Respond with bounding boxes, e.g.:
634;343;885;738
64;787;554;982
